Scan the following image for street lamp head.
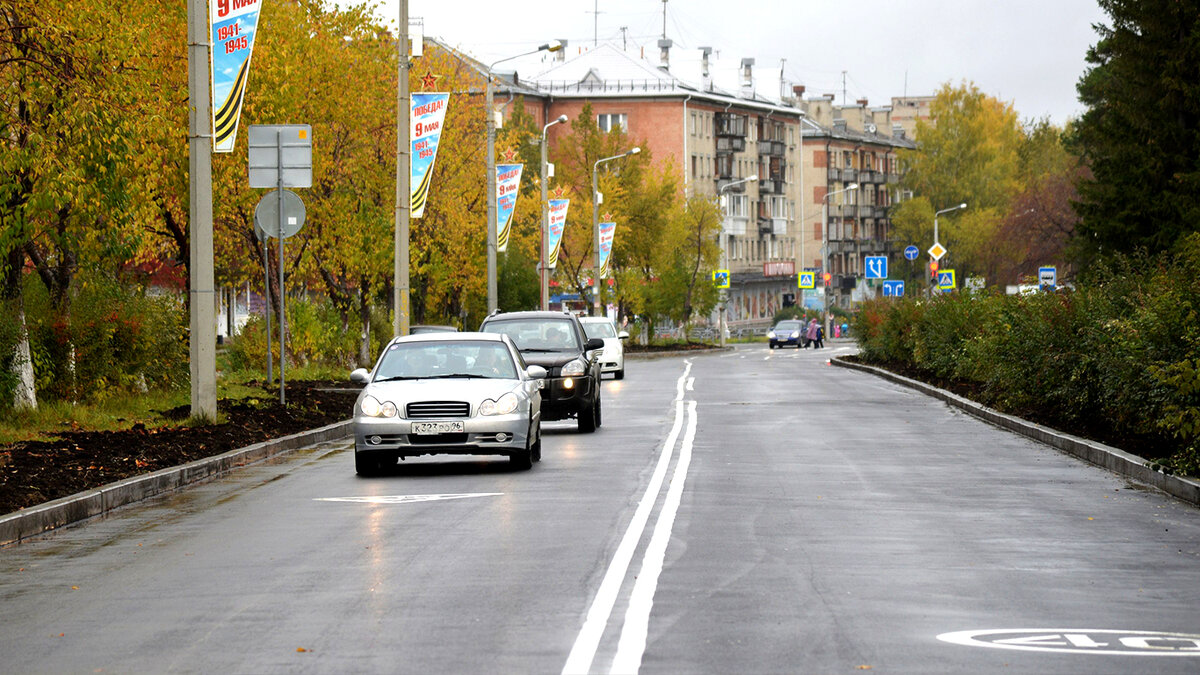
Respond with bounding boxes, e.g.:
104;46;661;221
556;114;568;123
847;183;859;191
628;147;641;156
747;175;758;182
540;40;564;53
959;202;967;209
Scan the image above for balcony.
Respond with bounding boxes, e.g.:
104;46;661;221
827;168;841;182
715;113;748;138
716;177;749;192
759;179;785;195
840;168;858;182
758;139;785;157
757;219;774;236
716;136;746;153
872;171;887;185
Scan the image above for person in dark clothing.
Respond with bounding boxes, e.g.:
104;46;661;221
813;324;825;349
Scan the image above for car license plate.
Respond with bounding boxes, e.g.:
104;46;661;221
411;421;464;435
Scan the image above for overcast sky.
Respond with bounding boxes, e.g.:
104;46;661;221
347;0;1108;126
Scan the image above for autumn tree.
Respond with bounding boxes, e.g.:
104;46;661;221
642;196;722;328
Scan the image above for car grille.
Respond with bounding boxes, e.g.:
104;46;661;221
409;433;469;445
406;401;470;419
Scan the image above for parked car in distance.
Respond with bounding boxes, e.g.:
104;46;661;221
578;316;628;380
480;310;604;432
349;332;546;475
409;325;459;335
768;319;805;349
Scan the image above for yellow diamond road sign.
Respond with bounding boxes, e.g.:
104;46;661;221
928;242;947;261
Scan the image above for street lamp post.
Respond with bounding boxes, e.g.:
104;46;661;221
717;175;757;347
592;147;640;316
486;41;562;314
541;114;568;310
932;202;967;287
822;182;858;340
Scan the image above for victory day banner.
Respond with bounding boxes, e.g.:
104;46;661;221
411;93;450;218
598;220;616;278
495;164;523;252
210;0;263;153
547;199;570;269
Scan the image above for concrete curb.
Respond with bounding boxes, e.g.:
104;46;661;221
0;419;353;548
625;346;732;360
831;357;1200;508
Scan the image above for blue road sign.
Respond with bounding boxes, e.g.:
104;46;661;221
865;255;888;279
1038;266;1057;290
713;270;730;289
882;280;905;297
903;245;919;261
798;272;815;289
938;269;957;290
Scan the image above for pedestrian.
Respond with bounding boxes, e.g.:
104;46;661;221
805;318;819;348
814;322;825;349
841;322;849;338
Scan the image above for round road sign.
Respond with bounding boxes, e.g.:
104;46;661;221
904;245;919;260
254;189;306;240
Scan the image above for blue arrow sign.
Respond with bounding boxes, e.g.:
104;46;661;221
882;280;905;297
903;245;919;261
865;255;888;279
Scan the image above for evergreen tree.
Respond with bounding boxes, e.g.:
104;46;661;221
1070;0;1200;260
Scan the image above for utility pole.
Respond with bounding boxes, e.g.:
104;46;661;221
187;0;216;420
394;0;411;337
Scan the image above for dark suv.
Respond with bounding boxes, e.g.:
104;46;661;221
480;310;604;432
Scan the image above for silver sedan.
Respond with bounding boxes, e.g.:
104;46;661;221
349;332;546;475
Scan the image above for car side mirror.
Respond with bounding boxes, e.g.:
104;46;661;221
585;337;605;351
617;331;629;340
525;365;547;380
350;368;370;384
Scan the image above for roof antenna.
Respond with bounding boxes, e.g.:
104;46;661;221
661;0;668;40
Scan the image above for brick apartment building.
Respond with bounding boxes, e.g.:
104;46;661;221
451;39;917;326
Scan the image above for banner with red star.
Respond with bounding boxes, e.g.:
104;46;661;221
410;92;450;218
496;163;523;252
547;198;570;269
598;218;616;279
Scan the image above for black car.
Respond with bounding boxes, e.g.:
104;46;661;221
480;310;604;432
768;319;806;349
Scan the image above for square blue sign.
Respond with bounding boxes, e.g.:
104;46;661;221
865;256;888;279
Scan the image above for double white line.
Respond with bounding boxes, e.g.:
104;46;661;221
563;361;699;675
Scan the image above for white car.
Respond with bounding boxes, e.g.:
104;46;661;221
578;316;629;380
349;332;546;474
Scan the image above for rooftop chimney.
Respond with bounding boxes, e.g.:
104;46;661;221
856;98;868;107
555;39;569;62
658;38;673;71
740;58;755;98
700;46;712;92
793;85;806;98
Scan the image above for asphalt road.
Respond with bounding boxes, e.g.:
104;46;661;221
2;343;1199;674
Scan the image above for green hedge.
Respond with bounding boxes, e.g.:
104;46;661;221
852;234;1200;477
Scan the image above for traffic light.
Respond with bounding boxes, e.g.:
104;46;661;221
929;260;939;284
823;272;832;287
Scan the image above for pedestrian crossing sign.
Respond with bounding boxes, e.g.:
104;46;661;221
798;272;815;289
938;269;956;290
713;269;730;289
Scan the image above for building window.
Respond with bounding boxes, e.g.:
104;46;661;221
690;112;697;136
598;113;628;132
728;194;748;218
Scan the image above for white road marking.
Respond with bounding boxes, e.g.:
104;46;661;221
314;493;502;504
686;377;695;391
562;361;693;675
610;399;698;673
937;629;1200;655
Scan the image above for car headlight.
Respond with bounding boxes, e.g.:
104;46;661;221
791;331;800;338
360;395;397;418
481;392;519;416
767;331;776;339
560;359;586;376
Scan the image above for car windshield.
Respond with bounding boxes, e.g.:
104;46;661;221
485;319;580;351
373;340;518;380
775;321;802;331
582;321;617;339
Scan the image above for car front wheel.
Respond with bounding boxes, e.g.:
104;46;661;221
578;394;599;433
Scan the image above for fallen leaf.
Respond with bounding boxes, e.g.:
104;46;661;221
71;586;79;590
857;667;872;671
296;647;308;653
